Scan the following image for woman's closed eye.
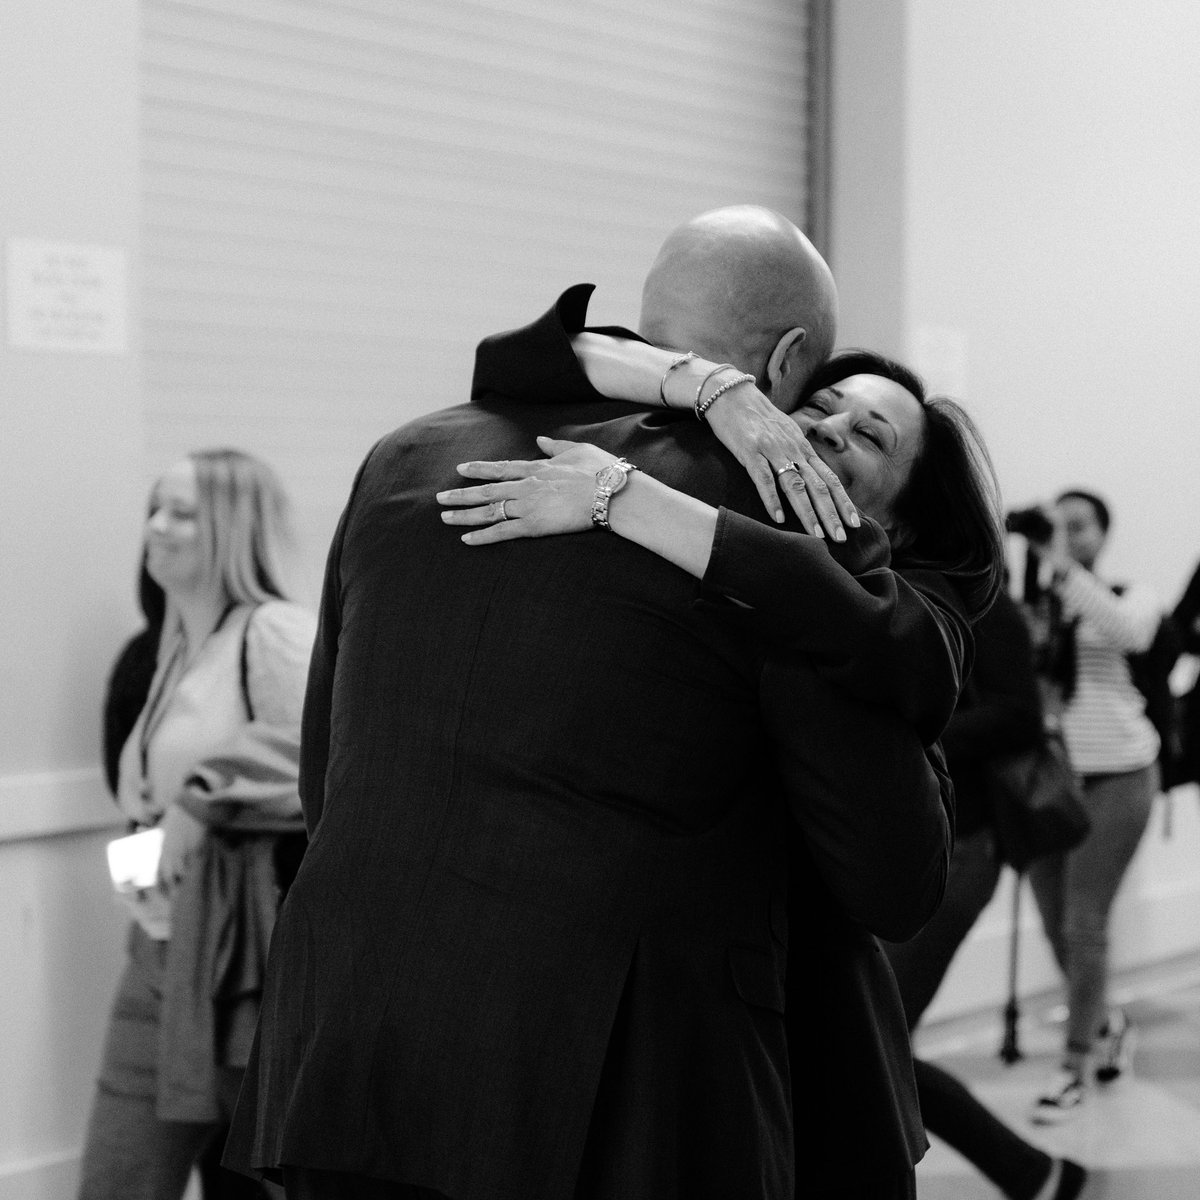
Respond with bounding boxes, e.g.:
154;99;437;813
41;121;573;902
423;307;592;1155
800;404;884;449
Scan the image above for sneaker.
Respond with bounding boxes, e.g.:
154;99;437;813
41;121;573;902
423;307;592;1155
1031;1069;1087;1124
1095;1007;1135;1082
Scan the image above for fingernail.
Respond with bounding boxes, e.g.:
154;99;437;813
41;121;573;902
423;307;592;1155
834;528;846;542
461;533;474;544
435;491;449;500
813;527;825;539
849;513;861;528
774;510;784;524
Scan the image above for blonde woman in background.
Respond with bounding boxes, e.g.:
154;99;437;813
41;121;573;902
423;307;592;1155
79;450;315;1200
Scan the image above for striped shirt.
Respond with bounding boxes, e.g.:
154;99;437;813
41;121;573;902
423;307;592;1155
1055;565;1160;775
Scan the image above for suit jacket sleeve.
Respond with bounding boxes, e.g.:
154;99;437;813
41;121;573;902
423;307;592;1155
762;661;953;941
704;509;969;744
474;287;970;743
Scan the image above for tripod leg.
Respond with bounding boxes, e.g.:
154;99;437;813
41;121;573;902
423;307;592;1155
999;870;1024;1064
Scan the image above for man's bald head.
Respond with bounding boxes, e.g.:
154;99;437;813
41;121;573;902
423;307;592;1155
638;206;837;412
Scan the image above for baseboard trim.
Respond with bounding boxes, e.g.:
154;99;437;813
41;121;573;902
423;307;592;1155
0;768;121;844
0;1148;79;1200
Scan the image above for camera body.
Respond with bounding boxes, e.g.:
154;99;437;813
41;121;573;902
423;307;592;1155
1005;505;1055;545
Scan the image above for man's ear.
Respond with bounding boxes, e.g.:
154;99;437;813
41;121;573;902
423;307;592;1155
765;327;807;391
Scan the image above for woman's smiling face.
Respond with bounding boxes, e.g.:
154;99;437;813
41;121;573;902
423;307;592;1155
144;458;206;595
792;373;926;527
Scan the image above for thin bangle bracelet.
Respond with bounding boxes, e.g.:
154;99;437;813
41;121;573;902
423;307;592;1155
659;351;697;406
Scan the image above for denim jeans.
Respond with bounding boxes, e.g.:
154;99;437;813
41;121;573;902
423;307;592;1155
77;926;254;1200
1028;763;1157;1057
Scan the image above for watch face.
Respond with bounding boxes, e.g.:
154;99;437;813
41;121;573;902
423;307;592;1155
597;462;627;494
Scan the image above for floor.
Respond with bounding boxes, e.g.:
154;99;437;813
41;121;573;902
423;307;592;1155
914;958;1200;1198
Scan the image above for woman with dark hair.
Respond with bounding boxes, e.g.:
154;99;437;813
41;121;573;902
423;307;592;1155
800;349;1003;619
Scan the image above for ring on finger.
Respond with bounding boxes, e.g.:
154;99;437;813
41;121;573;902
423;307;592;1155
774;460;802;478
496;499;510;522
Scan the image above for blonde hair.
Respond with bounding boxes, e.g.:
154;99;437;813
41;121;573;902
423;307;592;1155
189;448;296;604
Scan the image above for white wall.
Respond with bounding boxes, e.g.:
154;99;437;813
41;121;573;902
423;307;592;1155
833;0;1200;1020
0;3;146;780
0;3;142;1195
835;0;1200;601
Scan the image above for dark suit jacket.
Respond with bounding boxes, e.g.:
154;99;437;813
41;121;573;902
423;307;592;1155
470;285;971;1190
226;294;952;1200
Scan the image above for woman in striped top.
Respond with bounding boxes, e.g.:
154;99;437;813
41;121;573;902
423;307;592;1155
1024;489;1161;1124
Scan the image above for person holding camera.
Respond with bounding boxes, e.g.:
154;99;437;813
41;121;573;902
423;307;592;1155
1010;490;1162;1123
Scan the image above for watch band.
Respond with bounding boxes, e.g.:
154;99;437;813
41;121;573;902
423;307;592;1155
590;458;637;531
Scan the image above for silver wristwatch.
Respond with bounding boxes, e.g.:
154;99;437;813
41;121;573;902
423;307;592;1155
590;458;637;531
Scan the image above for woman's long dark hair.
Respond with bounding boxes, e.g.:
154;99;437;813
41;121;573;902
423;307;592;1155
801;350;1005;622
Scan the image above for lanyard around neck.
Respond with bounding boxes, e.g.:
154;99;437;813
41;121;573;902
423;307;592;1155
138;601;238;795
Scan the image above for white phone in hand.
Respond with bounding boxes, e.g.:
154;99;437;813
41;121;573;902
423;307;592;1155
106;826;165;892
106;827;171;940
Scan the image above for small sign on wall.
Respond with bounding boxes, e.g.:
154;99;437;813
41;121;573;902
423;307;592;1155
5;239;128;354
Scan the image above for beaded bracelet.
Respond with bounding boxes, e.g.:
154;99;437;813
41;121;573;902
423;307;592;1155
695;370;756;421
692;364;737;418
658;351;697;406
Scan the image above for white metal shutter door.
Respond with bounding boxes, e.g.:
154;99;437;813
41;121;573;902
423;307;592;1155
141;0;812;579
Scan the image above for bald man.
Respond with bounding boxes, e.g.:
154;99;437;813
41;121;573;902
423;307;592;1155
226;208;952;1200
639;205;838;408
